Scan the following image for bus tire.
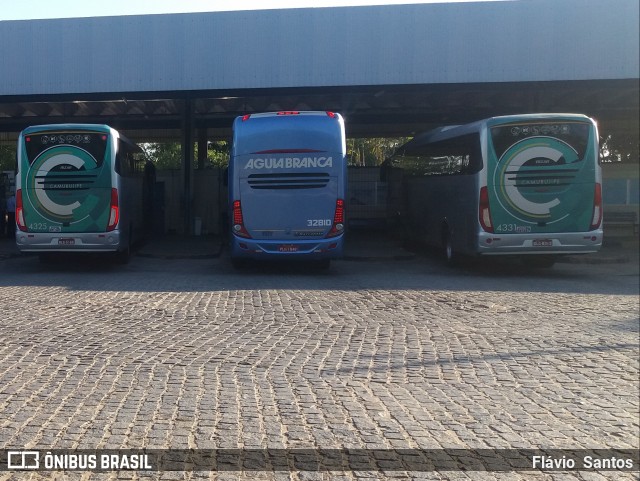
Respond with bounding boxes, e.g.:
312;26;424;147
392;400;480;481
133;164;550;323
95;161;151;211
442;229;457;266
115;228;132;264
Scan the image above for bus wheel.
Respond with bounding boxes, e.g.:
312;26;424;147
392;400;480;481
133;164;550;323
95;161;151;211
442;230;456;265
115;227;133;264
115;238;131;264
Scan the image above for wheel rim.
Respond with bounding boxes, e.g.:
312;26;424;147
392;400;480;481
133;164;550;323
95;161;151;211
445;235;453;262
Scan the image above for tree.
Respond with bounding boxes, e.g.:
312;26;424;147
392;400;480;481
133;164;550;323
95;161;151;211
0;145;16;172
141;143;182;170
347;137;410;166
206;141;230;168
142;141;229;170
600;133;639;163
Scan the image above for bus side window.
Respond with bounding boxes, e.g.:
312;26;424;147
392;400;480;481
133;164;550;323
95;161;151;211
425;134;482;176
131;152;146;175
117;140;146;177
394;133;481;177
461;134;483;175
115;151;123;175
116;140;128;176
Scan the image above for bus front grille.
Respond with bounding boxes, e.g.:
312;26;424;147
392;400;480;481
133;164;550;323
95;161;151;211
248;173;330;189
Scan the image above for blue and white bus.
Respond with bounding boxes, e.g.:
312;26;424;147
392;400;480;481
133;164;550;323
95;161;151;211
228;111;347;267
15;124;153;263
392;113;602;267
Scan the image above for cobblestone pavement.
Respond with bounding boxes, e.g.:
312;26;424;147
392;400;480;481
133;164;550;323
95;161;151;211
0;252;637;481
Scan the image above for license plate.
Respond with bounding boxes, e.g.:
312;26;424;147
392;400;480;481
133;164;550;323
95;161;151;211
278;244;299;252
58;238;75;246
533;239;552;247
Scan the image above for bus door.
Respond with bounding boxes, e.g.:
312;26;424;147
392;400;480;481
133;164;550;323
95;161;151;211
487;120;598;235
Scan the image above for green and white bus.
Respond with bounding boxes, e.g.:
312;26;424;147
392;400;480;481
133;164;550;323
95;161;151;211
392;114;603;266
15;124;152;262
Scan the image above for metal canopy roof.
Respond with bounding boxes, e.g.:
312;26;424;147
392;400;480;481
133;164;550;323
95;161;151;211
0;80;637;142
0;0;638;142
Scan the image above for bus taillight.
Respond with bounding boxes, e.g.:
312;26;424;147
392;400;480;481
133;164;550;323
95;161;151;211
479;187;493;233
16;189;27;232
232;200;251;238
326;199;345;238
590;183;602;230
107;188;119;231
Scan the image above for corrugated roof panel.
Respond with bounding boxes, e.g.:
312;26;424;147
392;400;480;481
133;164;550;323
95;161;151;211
0;0;637;96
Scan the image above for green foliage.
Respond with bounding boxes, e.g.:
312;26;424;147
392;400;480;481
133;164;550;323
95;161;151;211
142;141;229;170
347;137;410;166
206;141;230;168
600;133;639;163
141;143;181;170
142;138;417;169
0;145;16;172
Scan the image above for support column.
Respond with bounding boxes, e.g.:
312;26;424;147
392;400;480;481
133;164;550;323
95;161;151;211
197;129;208;170
182;99;194;235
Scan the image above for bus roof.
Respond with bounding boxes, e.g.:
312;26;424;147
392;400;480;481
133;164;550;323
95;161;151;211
20;123;113;134
395;113;594;155
19;123;142;153
232;111;345;156
241;111;338;119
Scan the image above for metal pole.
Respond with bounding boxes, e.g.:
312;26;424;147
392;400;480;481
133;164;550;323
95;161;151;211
182;98;194;235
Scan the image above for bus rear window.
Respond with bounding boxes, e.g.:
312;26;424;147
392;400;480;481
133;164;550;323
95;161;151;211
491;122;590;161
24;132;109;167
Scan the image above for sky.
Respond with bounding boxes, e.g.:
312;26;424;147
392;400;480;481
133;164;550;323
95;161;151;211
0;0;497;21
